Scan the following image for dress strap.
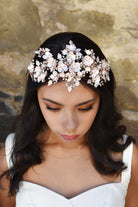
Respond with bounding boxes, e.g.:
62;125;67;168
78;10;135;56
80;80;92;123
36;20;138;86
5;133;15;169
121;139;133;188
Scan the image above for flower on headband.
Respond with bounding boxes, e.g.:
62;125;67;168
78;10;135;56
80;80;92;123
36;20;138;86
49;70;59;82
66;41;76;51
27;40;110;92
70;62;81;72
57;61;68;73
83;55;94;67
28;62;34;73
38;72;47;83
66;51;76;64
47;57;57;70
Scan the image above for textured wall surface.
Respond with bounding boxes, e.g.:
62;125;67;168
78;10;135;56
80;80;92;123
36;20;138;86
0;0;138;145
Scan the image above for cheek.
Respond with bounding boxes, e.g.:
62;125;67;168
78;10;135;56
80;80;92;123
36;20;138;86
81;114;95;130
38;103;55;127
79;109;99;131
42;111;57;128
40;108;60;131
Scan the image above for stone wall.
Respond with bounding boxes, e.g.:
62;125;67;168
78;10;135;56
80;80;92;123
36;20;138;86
0;0;138;145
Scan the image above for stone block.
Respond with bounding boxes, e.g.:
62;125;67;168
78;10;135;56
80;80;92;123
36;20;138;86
115;86;138;111
0;0;42;52
0;100;14;114
0;90;11;98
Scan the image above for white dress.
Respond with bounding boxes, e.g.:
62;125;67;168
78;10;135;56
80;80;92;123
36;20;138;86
5;133;133;207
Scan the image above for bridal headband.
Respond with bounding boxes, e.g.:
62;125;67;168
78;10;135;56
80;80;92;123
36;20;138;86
27;40;110;92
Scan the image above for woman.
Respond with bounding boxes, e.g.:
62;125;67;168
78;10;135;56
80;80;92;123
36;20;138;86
0;32;138;207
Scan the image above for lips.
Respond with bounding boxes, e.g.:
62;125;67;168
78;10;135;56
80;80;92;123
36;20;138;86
61;134;79;140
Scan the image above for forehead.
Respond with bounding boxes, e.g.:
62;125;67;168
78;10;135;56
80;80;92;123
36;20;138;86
37;82;98;104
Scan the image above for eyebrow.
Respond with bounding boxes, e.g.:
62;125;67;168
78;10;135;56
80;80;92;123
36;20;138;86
42;98;96;106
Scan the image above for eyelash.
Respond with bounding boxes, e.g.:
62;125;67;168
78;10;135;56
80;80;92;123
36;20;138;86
46;105;93;112
46;106;60;111
78;106;93;111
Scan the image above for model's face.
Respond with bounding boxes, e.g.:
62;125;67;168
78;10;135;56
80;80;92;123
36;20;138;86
37;82;100;146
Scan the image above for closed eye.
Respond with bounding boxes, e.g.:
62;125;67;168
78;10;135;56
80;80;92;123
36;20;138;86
46;106;60;111
78;106;93;111
46;105;93;112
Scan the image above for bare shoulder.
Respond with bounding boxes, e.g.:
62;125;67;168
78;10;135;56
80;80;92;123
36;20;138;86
131;144;138;180
132;144;138;166
0;146;15;207
0;146;7;172
125;143;138;207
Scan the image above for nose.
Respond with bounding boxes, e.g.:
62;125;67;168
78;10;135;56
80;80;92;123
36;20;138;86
61;110;78;133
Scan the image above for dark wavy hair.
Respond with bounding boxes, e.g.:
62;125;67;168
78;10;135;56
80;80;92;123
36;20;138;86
0;32;135;196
